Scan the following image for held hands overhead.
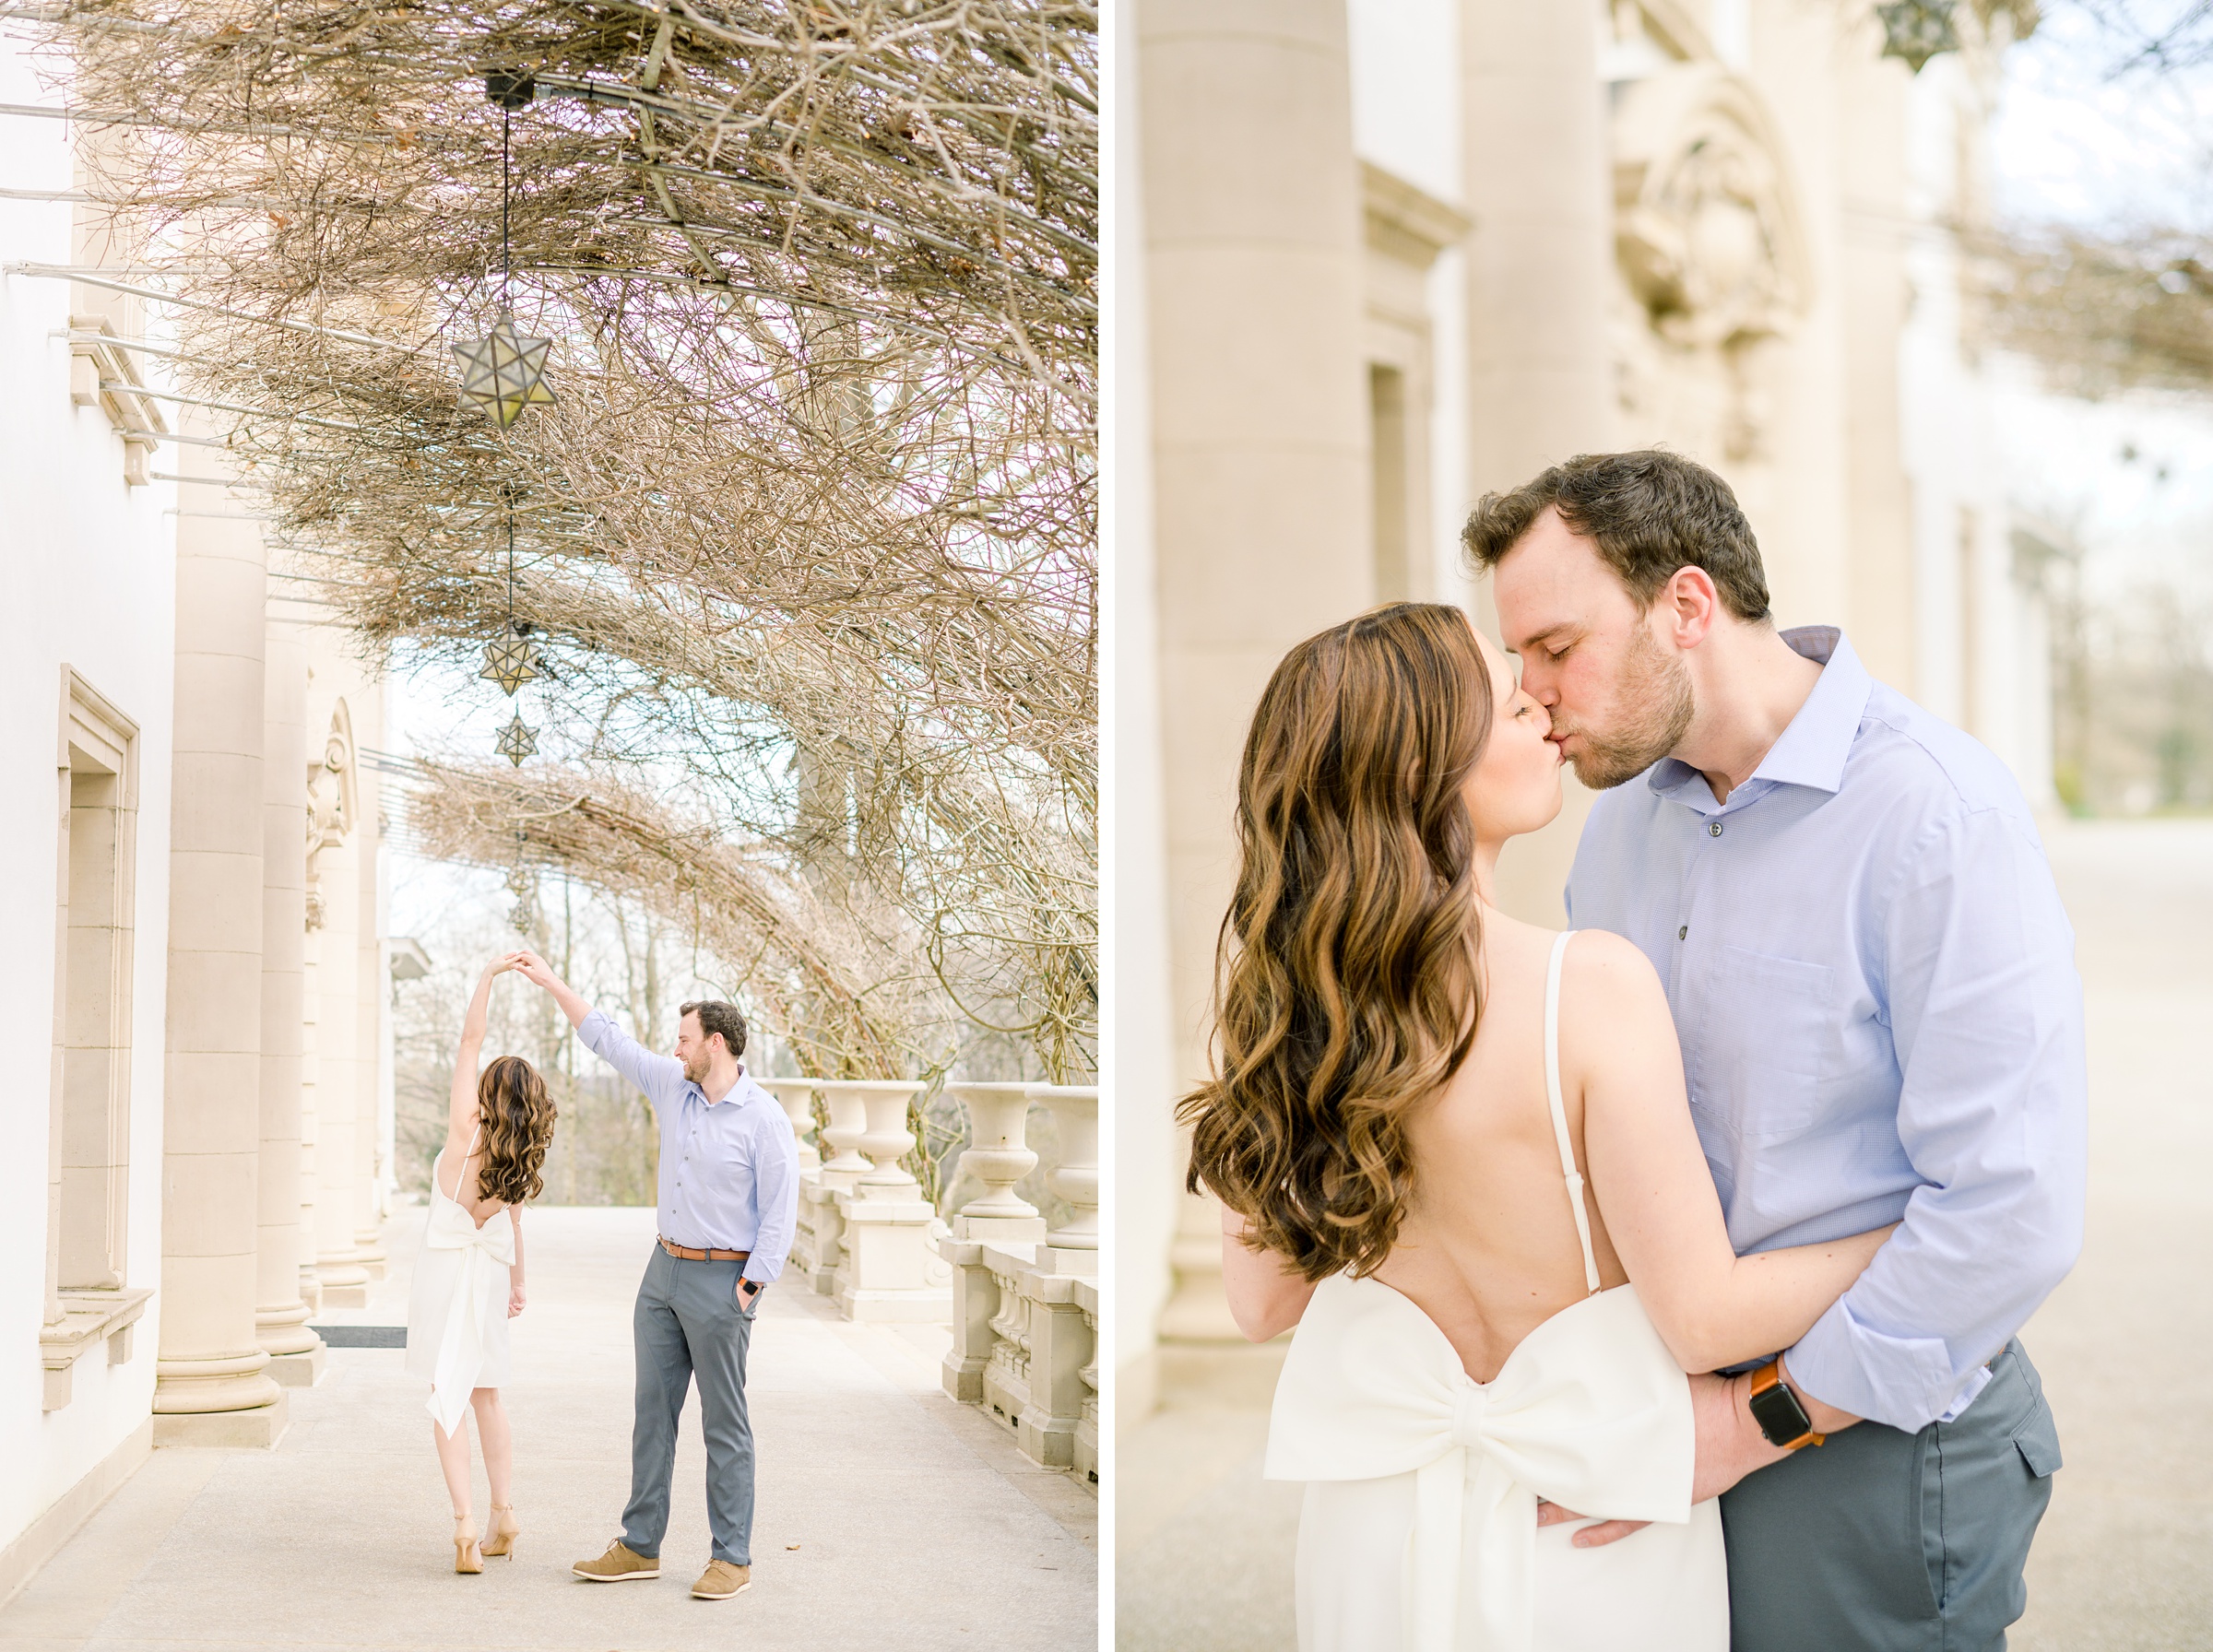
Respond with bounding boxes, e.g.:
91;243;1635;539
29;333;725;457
502;950;556;987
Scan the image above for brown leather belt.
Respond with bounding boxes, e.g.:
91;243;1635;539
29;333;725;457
658;1235;751;1264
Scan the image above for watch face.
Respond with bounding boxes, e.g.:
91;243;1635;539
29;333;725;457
1749;1378;1814;1446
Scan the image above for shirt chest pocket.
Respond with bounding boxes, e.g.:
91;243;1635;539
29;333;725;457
1693;945;1835;1140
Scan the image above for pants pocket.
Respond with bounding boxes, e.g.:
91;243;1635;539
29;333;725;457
2010;1397;2063;1478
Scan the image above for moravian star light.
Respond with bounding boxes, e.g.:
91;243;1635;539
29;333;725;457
479;631;540;696
1876;0;1958;73
495;712;538;766
453;310;555;428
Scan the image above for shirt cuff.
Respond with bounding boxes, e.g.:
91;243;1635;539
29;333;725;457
741;1257;781;1286
1786;1299;1972;1434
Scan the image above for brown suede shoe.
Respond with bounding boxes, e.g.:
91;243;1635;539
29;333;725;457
692;1560;752;1600
572;1540;660;1582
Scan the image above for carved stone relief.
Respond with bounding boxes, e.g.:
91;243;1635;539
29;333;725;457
302;700;357;932
1610;62;1809;463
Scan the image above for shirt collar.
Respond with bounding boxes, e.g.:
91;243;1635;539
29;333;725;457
692;1064;753;1109
1645;626;1871;802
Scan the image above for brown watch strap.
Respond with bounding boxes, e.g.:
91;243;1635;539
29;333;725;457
1750;1359;1826;1450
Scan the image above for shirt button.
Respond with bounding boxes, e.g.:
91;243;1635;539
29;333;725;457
1709;821;1723;838
1678;926;1688;940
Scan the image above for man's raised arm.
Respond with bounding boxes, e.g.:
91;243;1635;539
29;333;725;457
506;949;593;1027
506;950;681;1100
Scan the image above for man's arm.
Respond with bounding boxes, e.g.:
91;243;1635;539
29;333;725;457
742;1106;799;1291
506;949;682;1100
505;949;591;1028
1785;804;2087;1431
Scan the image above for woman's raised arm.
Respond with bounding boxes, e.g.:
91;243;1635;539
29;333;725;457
1567;933;1895;1375
446;960;509;1158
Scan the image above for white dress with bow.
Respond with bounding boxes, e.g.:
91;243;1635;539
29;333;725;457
403;1126;515;1435
1264;932;1729;1652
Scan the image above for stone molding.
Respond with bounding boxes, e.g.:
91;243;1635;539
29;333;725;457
0;1418;150;1610
38;1287;152;1412
65;314;166;486
47;667;141;1328
1361;161;1472;275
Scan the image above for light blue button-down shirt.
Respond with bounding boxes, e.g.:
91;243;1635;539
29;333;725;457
1566;627;2086;1432
576;1009;799;1286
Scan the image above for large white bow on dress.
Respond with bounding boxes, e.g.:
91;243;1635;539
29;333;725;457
1265;1277;1693;1652
422;1205;515;1435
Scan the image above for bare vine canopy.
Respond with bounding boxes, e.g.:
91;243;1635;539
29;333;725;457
20;0;1097;1080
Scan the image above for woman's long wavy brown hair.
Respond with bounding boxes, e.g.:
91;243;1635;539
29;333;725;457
476;1056;558;1206
1180;603;1494;1281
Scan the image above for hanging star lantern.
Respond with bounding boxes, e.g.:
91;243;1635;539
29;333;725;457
495;711;538;766
479;631;540;696
1876;0;1958;73
453;311;555;428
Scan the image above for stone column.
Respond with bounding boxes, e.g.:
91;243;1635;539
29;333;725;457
255;618;321;1384
1460;0;1615;925
154;418;286;1445
1139;0;1371;1395
296;868;322;1316
352;727;386;1280
311;796;368;1307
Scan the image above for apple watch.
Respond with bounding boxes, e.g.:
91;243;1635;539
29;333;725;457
1746;1360;1825;1450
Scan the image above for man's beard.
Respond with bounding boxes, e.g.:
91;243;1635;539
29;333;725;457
1559;624;1695;789
681;1051;710;1085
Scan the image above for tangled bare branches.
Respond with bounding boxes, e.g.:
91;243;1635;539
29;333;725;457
17;0;1096;1078
1985;225;2213;395
404;756;937;1074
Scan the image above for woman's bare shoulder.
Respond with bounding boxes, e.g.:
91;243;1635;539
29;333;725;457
1561;926;1662;990
1481;915;1658;990
1557;930;1680;1081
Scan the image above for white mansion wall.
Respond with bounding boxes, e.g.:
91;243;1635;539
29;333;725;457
0;32;180;1562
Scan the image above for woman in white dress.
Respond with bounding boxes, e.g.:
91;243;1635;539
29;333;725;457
405;957;557;1574
1180;604;1896;1652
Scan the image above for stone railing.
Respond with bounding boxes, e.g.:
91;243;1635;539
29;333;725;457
763;1071;1102;1491
936;1083;1099;1487
764;1079;953;1322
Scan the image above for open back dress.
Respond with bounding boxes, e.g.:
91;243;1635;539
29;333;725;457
1263;930;1730;1652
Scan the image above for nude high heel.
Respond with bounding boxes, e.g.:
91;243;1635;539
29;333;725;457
482;1504;520;1560
454;1515;484;1575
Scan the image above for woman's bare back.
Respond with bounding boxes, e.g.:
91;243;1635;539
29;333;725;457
1372;913;1629;1383
438;1124;509;1230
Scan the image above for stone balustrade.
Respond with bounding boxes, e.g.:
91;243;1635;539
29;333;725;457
936;1084;1099;1487
795;1081;870;1292
755;1079;822;1174
832;1081;951;1322
772;1069;1102;1491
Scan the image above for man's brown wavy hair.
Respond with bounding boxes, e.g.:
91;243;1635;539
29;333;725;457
476;1055;557;1206
1180;602;1493;1282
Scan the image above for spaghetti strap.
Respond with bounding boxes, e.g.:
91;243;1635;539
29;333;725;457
439;1124;483;1207
1544;930;1603;1295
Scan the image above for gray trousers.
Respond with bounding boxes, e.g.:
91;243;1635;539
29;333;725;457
1721;1340;2061;1651
621;1246;759;1565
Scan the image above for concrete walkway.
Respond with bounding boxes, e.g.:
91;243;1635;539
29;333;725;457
1;1206;1095;1652
1118;817;2213;1650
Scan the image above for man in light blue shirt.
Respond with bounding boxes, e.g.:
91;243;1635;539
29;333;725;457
506;949;798;1604
1466;450;2085;1650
